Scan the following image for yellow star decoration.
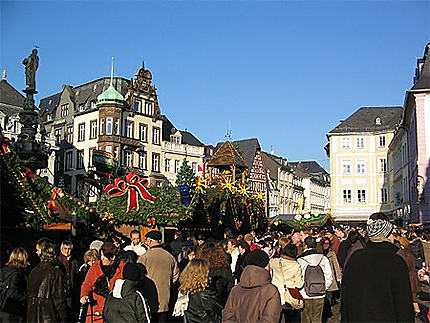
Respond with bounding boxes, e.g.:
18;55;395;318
194;176;207;194
221;176;236;193
237;183;249;197
256;192;265;201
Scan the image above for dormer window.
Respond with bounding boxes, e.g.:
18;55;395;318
171;135;181;144
134;99;141;112
79;104;86;112
47;114;52;121
375;117;381;125
91;101;97;109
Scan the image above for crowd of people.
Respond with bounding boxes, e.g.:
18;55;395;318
0;212;429;323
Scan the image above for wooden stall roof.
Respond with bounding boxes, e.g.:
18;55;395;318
207;141;247;168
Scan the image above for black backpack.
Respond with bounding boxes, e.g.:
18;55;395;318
303;257;326;297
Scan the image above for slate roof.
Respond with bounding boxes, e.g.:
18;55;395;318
412;43;430;90
261;151;281;181
39;77;130;115
208;141;246;168
160;115;203;146
180;131;203;146
327;106;403;135
0;80;25;116
288;161;329;176
214;138;260;170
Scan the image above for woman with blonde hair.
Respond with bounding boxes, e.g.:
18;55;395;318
179;259;223;323
0;247;29;322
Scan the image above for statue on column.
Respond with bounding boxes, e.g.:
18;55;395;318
22;48;39;91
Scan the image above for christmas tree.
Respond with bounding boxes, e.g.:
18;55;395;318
175;159;196;188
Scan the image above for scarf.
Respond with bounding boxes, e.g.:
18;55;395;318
94;258;120;298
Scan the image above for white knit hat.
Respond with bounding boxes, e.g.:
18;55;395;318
366;219;393;238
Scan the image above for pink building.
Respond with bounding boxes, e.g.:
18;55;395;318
403;43;430;224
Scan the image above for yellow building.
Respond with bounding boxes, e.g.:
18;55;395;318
326;106;403;222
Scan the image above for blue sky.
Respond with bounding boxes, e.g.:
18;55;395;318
1;1;429;171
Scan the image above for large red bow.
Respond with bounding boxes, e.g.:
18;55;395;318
105;174;158;212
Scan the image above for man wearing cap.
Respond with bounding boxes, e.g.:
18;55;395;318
341;215;414;322
223;249;281;322
137;230;179;322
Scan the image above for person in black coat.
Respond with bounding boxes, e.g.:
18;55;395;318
0;247;29;323
342;217;414;323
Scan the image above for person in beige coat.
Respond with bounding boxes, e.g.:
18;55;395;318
137;230;180;322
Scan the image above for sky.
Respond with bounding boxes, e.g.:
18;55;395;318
1;1;429;171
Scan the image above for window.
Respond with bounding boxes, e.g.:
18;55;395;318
89;147;96;167
126;121;133;138
91;101;97;109
79;104;86;112
65;151;73;170
78;123;85;142
105;146;112;153
343;189;352;204
357;189;366;204
145;102;153;115
380;188;388;204
152;153;160;172
47;114;52;121
55;128;62;145
77;150;84;169
106;117;113;135
153;127;160;145
342;160;351;175
66;126;73;144
356;137;365;149
378;135;386;148
139;123;148;142
356;160;366;174
125;150;133;167
341;137;351;149
114;118;119;135
174;160;180;173
379;158;387;173
172;136;181;144
134;99;141;112
100;118;105;135
164;158;171;172
192;162;197;174
139;152;147;170
90;120;97;139
60;104;69;117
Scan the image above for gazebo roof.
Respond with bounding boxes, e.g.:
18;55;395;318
207;141;247;169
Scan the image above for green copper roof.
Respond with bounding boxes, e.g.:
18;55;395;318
96;82;124;106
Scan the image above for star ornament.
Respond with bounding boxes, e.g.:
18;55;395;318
256;192;265;201
194;176;207;193
238;183;249;197
221;177;236;193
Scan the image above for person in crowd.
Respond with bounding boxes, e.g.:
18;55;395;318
196;239;234;307
297;236;333;323
291;232;304;256
137;230;179;322
220;228;234;251
124;230;148;257
136;263;159;314
170;230;184;259
35;237;51;258
341;215;414;322
334;227;346;241
320;237;341;321
58;240;79;310
223;249;281;322
408;230;425;270
179;258;223;322
178;245;196;272
227;238;240;274
103;262;151;323
80;241;125;323
233;240;250;283
324;227;340;255
77;249;100;323
244;233;260;251
421;232;430;265
27;242;69;322
337;230;364;269
0;247;29;323
89;240;104;252
270;244;303;323
196;234;206;247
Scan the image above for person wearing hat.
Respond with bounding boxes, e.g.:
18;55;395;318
341;214;414;322
103;263;151;323
223;249;281;322
137;230;179;322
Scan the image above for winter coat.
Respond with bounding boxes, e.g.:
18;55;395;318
229;248;240;274
124;242;148;257
210;267;234;307
297;249;333;299
396;243;421;302
342;240;414;323
325;250;341;291
422;240;430;265
27;261;69;323
233;251;248;283
137;245;179;313
270;257;303;306
103;279;151;323
80;260;125;323
409;238;425;269
185;281;223;323
0;265;27;317
222;265;281;323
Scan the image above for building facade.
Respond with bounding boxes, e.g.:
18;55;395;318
326;106;403;222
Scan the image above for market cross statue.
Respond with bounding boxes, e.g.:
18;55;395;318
22;48;39;91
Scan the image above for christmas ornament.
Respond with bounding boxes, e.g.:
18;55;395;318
51;188;64;199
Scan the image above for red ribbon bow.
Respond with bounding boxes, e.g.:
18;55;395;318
105;173;158;212
51;188;64;199
1;138;10;154
22;169;35;182
46;201;58;213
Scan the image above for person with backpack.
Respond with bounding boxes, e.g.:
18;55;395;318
297;236;333;323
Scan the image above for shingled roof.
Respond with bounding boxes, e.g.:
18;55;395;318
0;80;25;116
160;115;203;146
208;141;246;168
214;138;260;170
327;106;403;135
288;161;329;176
412;43;430;90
